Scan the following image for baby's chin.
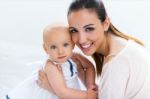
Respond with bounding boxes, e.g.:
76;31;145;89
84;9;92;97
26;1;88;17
53;59;69;64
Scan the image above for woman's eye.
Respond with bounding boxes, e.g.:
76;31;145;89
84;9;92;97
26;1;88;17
85;27;94;32
50;45;57;49
69;28;78;34
64;43;69;47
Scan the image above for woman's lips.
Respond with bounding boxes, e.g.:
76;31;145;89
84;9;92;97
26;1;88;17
80;43;92;52
81;43;91;48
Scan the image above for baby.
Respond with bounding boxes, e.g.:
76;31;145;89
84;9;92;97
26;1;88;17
4;23;97;99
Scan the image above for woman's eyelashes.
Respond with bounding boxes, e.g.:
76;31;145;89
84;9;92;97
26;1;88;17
69;28;78;34
69;27;95;34
64;43;69;47
85;27;95;32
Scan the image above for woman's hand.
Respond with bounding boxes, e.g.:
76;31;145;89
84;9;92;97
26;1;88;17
36;69;53;92
71;52;96;88
87;85;98;99
71;53;86;84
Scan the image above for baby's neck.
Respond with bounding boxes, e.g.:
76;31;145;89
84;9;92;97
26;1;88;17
48;58;68;64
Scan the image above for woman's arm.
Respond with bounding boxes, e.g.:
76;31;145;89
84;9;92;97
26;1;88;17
43;60;97;99
72;53;96;89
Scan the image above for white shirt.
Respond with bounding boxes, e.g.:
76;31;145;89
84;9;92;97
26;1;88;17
99;40;150;99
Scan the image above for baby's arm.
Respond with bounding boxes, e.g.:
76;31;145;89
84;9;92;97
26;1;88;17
37;70;55;93
44;60;96;99
72;53;96;89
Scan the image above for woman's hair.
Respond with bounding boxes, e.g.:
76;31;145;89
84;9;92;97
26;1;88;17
68;0;144;76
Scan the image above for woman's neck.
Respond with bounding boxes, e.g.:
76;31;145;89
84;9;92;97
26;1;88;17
96;33;127;57
108;34;127;56
97;32;111;56
104;34;128;63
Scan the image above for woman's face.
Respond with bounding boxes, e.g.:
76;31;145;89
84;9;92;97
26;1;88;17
68;9;109;55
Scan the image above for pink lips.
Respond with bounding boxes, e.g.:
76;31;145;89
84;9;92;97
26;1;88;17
80;43;92;53
81;47;90;53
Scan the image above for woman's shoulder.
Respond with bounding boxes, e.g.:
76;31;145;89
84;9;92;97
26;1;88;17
125;40;148;55
115;40;150;64
105;40;147;66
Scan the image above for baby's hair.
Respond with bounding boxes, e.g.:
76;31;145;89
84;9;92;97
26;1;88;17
43;22;68;43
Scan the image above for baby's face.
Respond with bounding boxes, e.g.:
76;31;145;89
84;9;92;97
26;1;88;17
44;27;74;63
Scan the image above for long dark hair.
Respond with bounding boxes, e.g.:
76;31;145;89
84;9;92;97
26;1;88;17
68;0;144;76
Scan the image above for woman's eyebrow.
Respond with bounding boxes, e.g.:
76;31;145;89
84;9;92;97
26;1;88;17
83;24;94;28
69;26;75;29
68;24;94;30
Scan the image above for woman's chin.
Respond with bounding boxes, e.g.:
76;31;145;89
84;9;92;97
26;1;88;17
82;50;94;56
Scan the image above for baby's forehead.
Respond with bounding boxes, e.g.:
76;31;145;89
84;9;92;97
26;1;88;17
43;24;69;38
44;23;68;31
50;26;68;32
46;27;69;37
44;24;68;34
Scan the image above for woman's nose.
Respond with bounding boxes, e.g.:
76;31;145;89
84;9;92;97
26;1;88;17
78;33;86;44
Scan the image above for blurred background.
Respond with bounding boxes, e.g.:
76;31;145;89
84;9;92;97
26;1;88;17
0;0;150;97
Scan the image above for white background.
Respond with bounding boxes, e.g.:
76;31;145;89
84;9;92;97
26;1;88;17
0;0;150;97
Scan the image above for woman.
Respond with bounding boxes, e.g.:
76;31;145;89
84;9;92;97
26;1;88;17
38;0;150;98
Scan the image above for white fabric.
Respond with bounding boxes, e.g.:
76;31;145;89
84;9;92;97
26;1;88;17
2;59;80;99
99;40;150;99
61;59;80;89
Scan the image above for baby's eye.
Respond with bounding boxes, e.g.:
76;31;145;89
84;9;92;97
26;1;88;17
64;43;69;47
50;45;57;49
85;27;94;32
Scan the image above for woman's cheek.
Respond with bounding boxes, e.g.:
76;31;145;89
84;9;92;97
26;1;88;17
72;35;78;44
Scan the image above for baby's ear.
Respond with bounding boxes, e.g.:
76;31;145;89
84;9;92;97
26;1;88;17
43;43;48;54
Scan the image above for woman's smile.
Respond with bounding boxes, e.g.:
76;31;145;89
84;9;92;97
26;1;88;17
80;43;93;52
